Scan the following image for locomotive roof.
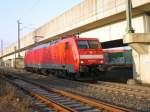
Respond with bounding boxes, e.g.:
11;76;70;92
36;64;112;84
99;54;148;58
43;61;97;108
77;38;99;40
28;37;99;52
29;39;62;51
29;43;49;51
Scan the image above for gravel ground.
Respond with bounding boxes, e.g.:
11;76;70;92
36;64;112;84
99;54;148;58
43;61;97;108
0;76;32;112
1;68;150;112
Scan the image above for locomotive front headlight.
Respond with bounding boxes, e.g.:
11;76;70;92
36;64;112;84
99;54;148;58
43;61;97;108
100;60;103;64
80;60;84;64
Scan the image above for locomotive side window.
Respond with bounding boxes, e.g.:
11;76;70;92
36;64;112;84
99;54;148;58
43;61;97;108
65;42;69;49
77;40;100;49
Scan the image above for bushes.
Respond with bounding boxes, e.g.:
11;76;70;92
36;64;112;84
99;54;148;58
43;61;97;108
0;79;32;112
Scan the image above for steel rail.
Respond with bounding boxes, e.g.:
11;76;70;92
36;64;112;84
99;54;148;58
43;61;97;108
31;93;74;112
4;76;74;112
14;75;131;112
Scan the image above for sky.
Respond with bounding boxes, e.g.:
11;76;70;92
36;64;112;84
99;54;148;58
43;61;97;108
0;0;82;48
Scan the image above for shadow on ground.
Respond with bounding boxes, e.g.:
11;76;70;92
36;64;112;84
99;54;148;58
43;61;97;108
98;67;133;83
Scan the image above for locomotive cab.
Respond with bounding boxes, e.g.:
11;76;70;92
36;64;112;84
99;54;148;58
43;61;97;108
76;38;105;74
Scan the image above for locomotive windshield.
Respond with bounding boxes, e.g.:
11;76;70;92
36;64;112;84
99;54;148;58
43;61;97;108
77;40;100;49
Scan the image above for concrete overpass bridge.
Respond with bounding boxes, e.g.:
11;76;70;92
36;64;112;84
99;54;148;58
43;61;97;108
0;0;150;60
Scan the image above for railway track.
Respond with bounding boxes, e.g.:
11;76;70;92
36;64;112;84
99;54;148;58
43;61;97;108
40;73;150;100
97;81;150;96
3;74;131;112
52;75;150;100
1;68;150;111
2;76;65;112
3;68;150;97
82;81;150;99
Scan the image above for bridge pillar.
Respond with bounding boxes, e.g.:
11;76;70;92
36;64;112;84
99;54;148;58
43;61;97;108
123;33;150;84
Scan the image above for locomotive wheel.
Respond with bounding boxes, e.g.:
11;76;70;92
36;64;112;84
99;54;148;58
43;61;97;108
71;74;76;80
66;73;71;80
74;72;80;80
61;70;67;78
66;73;75;80
54;70;59;77
41;69;48;75
54;70;67;78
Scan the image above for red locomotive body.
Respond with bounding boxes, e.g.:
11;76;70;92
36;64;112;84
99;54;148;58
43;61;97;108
24;36;105;79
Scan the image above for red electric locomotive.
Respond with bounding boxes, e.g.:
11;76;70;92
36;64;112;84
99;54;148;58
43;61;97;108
24;36;105;80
